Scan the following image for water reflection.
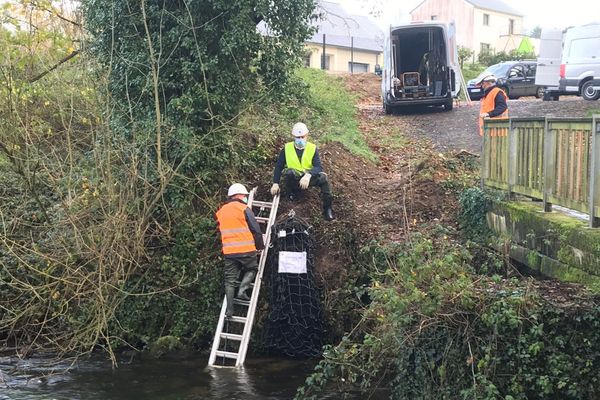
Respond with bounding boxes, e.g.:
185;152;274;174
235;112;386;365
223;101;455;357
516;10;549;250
0;354;368;400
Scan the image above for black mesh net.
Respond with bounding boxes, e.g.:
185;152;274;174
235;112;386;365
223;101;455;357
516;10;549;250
265;213;323;357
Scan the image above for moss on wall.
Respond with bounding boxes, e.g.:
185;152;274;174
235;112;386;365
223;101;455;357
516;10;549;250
488;201;600;289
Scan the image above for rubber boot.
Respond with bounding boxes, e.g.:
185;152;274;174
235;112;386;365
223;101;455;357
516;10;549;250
225;286;236;318
236;271;255;301
322;195;335;221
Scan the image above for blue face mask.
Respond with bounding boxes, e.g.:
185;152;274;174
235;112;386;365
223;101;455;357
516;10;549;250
295;138;306;149
242;196;248;204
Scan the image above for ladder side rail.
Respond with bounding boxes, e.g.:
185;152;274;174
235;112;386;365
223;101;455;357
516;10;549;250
236;194;280;366
208;295;229;365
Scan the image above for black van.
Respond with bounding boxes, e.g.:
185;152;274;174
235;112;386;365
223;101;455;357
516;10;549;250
467;60;543;100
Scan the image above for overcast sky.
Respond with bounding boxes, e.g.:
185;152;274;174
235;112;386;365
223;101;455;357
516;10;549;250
338;0;600;33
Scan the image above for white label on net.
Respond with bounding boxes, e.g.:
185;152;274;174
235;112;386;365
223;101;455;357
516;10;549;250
278;251;307;274
278;230;287;238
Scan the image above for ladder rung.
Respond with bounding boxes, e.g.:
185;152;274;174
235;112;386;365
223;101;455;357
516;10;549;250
233;298;250;306
220;333;243;341
215;350;239;359
251;200;273;208
228;316;247;323
256;217;270;223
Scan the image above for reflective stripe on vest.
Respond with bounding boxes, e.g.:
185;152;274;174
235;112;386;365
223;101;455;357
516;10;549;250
215;201;256;255
284;142;316;173
479;87;509;136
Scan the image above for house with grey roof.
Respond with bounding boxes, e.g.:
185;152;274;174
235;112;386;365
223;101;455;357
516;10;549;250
410;0;525;57
304;1;383;73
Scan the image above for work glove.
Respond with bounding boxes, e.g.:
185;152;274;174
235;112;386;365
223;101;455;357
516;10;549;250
270;183;280;196
299;173;311;190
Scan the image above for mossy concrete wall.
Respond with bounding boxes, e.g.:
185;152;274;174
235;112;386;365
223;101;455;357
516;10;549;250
487;201;600;292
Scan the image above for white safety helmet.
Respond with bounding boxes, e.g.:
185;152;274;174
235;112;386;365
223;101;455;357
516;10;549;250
227;183;249;197
478;74;497;85
291;122;309;137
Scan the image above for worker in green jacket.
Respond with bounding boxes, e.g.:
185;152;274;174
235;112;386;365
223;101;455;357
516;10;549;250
270;122;335;221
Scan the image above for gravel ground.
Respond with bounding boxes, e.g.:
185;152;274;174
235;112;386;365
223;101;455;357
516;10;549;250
384;97;600;154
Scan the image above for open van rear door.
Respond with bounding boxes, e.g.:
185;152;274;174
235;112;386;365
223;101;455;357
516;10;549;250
447;21;460;97
536;28;563;88
381;25;392;103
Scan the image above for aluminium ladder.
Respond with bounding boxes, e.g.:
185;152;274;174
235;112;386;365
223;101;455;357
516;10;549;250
208;188;280;367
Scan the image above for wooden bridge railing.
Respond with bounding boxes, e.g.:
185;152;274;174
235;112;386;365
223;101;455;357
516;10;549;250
482;116;600;228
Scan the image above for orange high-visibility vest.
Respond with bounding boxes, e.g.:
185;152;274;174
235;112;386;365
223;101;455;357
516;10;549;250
479;87;509;136
215;201;256;255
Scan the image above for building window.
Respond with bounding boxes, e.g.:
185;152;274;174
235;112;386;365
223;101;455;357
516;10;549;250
431;15;437;20
509;19;515;35
483;13;489;26
321;54;331;70
303;54;311;67
348;62;369;73
480;43;490;53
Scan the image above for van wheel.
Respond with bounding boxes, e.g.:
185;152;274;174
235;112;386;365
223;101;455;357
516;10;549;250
384;102;393;114
535;87;544;98
444;99;453;111
581;81;600;101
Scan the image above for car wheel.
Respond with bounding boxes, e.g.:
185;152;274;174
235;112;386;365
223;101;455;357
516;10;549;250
502;86;514;99
581;81;600;101
535;86;544;98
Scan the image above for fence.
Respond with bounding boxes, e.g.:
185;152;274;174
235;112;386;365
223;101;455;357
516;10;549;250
482;116;600;228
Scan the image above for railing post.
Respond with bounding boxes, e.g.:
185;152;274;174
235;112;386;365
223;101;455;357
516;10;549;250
481;120;487;189
508;119;517;199
589;115;600;227
543;118;554;212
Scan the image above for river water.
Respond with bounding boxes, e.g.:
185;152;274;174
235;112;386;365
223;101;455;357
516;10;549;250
0;353;380;399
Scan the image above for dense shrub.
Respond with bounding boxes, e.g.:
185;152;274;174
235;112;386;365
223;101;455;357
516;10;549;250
296;231;600;400
0;0;316;360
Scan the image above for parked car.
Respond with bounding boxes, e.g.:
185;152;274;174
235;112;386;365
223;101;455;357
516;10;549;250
558;23;600;101
467;60;543;100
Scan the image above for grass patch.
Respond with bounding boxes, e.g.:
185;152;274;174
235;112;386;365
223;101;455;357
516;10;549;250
586;109;600;117
295;68;376;161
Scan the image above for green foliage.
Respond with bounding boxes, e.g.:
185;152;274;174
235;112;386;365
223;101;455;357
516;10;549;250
462;63;487;81
458;187;494;240
1;0;318;360
530;26;542;39
296;232;600;400
478;49;537;66
458;46;475;68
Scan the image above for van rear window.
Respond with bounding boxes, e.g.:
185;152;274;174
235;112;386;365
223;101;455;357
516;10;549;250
568;38;600;58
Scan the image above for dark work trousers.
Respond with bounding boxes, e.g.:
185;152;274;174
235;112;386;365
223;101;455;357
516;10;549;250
282;169;333;208
223;255;258;289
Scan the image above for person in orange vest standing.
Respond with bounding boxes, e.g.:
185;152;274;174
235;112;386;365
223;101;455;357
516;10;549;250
215;183;264;318
269;122;335;221
479;74;508;136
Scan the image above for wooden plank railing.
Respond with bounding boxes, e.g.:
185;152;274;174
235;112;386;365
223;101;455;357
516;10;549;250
482;116;600;228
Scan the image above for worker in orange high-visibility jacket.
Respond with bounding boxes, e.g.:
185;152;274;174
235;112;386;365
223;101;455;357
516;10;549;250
215;183;264;318
478;74;508;137
269;122;335;221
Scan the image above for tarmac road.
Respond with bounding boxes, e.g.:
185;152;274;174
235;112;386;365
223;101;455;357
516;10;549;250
381;97;600;154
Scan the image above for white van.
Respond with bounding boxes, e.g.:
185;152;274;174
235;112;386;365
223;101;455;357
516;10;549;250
558;23;600;101
381;21;460;113
535;28;573;101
